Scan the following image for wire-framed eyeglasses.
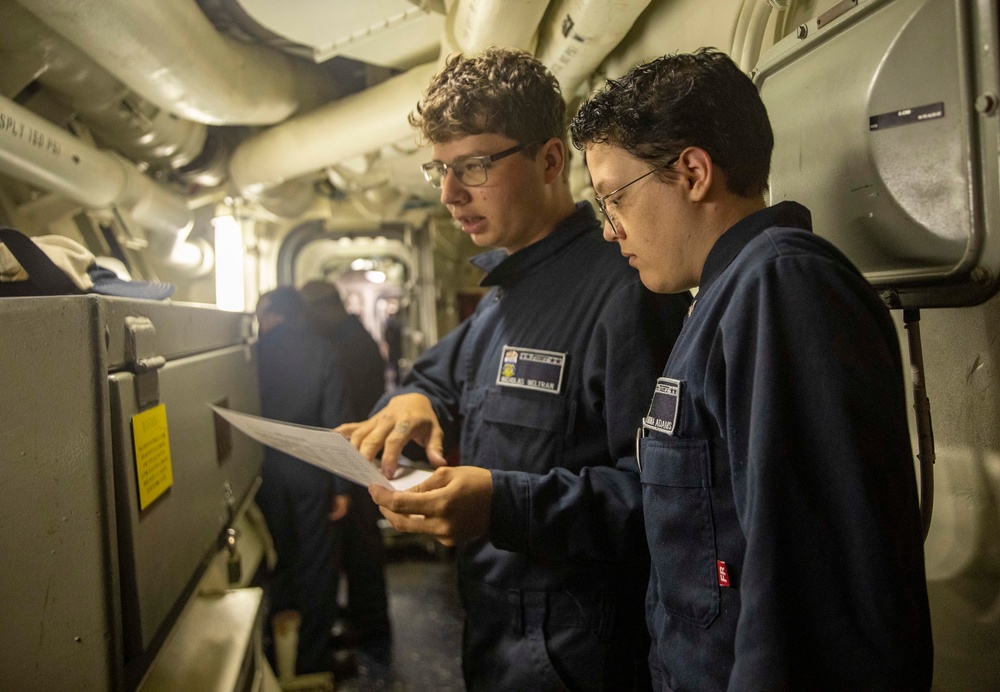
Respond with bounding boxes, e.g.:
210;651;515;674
595;156;678;237
421;140;541;189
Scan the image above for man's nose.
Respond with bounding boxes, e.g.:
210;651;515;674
601;216;620;242
440;168;469;206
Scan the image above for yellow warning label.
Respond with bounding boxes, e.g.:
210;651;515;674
132;404;173;510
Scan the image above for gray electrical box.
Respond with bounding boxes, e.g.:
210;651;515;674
0;296;263;690
755;0;1000;308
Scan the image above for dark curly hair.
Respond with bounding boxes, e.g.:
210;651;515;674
570;48;773;197
409;47;566;153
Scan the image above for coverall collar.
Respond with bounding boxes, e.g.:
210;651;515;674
698;200;813;295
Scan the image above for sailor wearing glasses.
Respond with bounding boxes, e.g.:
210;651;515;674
338;47;690;691
573;50;933;691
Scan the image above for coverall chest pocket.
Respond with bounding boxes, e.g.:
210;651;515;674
639;436;719;628
477;388;567;473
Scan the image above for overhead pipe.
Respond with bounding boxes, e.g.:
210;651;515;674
0;94;194;250
730;0;757;66
535;0;655;98
229;0;640;205
0;0;207;170
14;0;340;126
229;63;439;199
229;0;554;202
440;0;551;56
737;0;773;73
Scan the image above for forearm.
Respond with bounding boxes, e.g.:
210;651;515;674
490;465;646;562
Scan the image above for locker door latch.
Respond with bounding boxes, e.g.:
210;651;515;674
125;316;165;408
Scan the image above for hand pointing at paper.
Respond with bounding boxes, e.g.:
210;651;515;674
368;466;493;547
334;392;447;479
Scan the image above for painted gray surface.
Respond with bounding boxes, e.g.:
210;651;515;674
0;295;262;690
758;0;1000;307
894;298;1000;692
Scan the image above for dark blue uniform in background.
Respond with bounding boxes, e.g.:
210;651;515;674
381;203;690;691
323;312;392;655
256;319;348;675
638;202;933;690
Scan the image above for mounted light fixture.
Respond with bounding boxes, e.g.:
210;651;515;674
212;211;245;312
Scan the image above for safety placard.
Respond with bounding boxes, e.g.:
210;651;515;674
132;403;174;510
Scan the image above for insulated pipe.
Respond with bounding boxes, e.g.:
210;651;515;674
0;94;193;241
535;0;655;98
730;0;756;65
0;0;207;170
441;0;551;56
14;0;339;126
228;63;439;198
738;0;773;73
229;0;555;200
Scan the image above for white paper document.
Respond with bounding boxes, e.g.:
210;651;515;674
211;405;431;491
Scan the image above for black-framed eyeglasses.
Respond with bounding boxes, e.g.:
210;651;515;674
421;140;541;189
595;156;678;238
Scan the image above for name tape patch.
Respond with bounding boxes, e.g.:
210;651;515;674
643;377;681;434
496;345;566;394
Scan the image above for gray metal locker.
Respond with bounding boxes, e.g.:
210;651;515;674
0;295;264;690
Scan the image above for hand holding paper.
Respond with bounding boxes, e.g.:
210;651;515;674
369;466;494;546
211;405;431;490
334;392;447;479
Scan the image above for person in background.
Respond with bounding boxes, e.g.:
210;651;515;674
338;47;691;691
299;280;392;666
566;48;932;689
382;300;404;388
254;286;351;677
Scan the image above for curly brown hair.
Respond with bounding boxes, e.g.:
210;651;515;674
409;47;566;152
571;48;773;198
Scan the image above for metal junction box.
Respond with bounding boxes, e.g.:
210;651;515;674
755;0;1000;308
0;295;263;690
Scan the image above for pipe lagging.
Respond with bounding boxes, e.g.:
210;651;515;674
0;94;193;241
14;0;338;126
228;63;439;197
535;0;655;98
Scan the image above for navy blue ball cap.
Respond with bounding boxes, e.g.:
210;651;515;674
87;265;176;300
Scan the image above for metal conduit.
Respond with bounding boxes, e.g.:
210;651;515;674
904;308;936;540
0;94;193;241
14;0;339;125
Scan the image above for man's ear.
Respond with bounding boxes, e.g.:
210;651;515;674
677;146;714;202
540;137;566;184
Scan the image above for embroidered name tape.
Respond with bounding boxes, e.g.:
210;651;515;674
496;345;566;394
643;377;681;434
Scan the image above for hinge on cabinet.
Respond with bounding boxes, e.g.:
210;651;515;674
125;316;164;408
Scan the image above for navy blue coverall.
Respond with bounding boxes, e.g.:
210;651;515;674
256;319;348;675
380;203;691;691
323;313;392;652
637;202;933;690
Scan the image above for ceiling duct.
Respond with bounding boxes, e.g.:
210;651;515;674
441;0;552;55
0;94;194;254
0;0;208;171
229;0;552;201
228;0;657;202
535;0;656;98
228;63;438;199
14;0;341;126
